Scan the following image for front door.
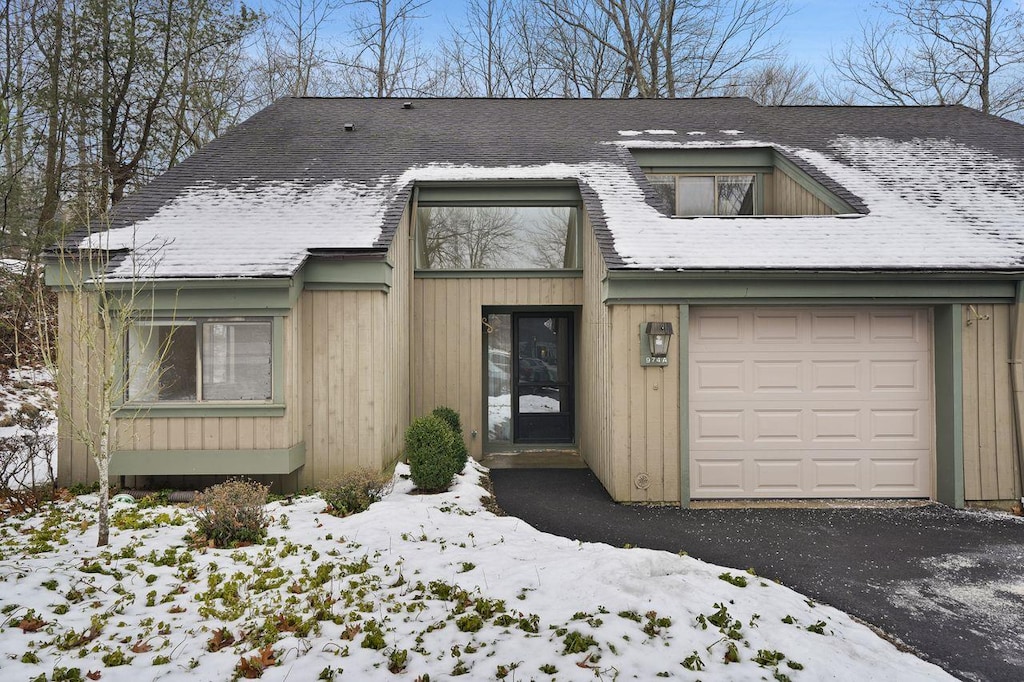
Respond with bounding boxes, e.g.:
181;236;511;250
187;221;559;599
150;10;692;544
485;311;574;445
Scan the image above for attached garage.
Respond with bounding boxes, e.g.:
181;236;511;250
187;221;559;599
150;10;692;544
689;306;933;499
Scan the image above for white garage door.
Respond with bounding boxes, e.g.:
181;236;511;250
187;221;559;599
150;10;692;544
689;307;932;499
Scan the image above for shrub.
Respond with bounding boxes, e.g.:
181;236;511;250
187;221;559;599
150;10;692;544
191;479;269;547
405;415;459;493
319;467;394;516
431;405;468;472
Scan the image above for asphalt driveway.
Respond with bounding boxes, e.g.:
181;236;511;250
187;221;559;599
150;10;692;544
490;468;1024;682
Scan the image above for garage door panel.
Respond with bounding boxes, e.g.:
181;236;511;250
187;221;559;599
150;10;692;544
753;361;802;392
690;306;932;499
753;312;800;342
869;311;923;343
752;409;802;441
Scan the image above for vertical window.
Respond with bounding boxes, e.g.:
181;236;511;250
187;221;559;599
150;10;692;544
127;322;197;401
126;318;272;403
202;321;272;400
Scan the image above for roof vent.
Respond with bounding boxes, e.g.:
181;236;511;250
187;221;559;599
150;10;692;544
402;101;413;109
344;123;355;132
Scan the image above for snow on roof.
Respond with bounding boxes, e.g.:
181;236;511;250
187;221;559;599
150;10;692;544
82;178;395;278
80;108;1024;277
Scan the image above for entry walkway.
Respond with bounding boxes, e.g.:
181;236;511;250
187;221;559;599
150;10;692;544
490;468;1024;682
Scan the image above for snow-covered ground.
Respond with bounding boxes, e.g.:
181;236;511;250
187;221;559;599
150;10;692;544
0;366;57;493
0;462;952;681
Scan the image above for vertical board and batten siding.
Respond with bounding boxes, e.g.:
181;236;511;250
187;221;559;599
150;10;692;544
411;276;583;458
56;291;100;487
607;304;681;503
299;209;412;487
766;170;838;216
962;303;1022;501
577;218;613;496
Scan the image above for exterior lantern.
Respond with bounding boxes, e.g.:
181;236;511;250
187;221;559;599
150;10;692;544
641;322;674;366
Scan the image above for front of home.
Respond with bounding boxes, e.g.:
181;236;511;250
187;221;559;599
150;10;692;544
48;98;1024;508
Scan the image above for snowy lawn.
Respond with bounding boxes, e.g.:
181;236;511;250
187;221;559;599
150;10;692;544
0;463;952;681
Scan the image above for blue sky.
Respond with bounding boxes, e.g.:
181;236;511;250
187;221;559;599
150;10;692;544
409;0;883;72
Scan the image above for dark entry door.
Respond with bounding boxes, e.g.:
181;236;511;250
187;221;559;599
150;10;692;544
512;314;574;443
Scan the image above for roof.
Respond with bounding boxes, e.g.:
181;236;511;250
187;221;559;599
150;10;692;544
78;97;1024;278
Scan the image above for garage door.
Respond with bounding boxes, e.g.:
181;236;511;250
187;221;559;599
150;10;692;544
689;307;932;498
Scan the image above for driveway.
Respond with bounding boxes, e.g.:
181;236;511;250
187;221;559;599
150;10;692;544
490;468;1024;682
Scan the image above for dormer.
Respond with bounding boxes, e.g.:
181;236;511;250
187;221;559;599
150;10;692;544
631;147;861;217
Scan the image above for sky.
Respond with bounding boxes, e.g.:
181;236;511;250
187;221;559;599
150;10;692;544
368;0;886;75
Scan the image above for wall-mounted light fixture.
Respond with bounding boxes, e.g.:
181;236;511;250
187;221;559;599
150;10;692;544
640;322;674;366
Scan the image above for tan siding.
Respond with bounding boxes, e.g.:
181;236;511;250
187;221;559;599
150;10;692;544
962;303;1022;501
578;217;613;499
411;275;583;458
606;304;681;502
771;170;837;216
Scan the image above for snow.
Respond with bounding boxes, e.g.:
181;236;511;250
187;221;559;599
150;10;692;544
0;366;57;493
82;178;397;278
0;462;953;681
81;132;1024;277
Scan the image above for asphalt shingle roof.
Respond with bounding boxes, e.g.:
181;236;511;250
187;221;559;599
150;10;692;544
82;97;1024;278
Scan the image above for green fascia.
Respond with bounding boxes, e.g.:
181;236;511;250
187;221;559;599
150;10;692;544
416;182;582;206
631;147;775;169
934;305;965;508
604;272;1018;304
109;442;305;476
415;269;584;279
678;304;691;509
83;278;296;315
298;259;393;291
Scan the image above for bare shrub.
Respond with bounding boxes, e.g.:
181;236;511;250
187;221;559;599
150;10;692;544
0;403;56;512
191;479;269;548
319;467;394;517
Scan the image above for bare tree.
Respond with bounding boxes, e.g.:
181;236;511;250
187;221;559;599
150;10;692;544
538;0;787;98
337;0;437;97
42;220;170;546
830;0;1024;119
725;59;820;104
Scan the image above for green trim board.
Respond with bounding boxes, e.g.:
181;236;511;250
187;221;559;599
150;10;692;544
114;404;286;418
415;270;583;279
298;259;392;291
678;304;690;508
772;153;857;214
604;274;1018;304
416;182;582;206
632;147;775;168
934;305;966;508
109;443;305;476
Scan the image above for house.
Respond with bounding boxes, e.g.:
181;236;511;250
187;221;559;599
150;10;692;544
47;97;1024;508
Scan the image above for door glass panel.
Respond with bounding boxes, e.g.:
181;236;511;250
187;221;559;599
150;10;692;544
517;316;567;383
486;313;512;443
518;386;566;413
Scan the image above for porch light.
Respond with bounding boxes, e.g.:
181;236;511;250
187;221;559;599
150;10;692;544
646;322;674;358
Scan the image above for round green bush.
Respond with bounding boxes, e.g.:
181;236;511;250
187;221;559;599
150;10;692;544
431;405;468;472
405;415;459;492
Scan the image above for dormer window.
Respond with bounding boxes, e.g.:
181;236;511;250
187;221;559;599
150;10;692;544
647;174;756;216
632;147;857;218
414;183;581;271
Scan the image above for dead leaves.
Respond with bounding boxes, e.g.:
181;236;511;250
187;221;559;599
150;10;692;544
235;645;276;679
18;616;47;633
208;627;236;652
